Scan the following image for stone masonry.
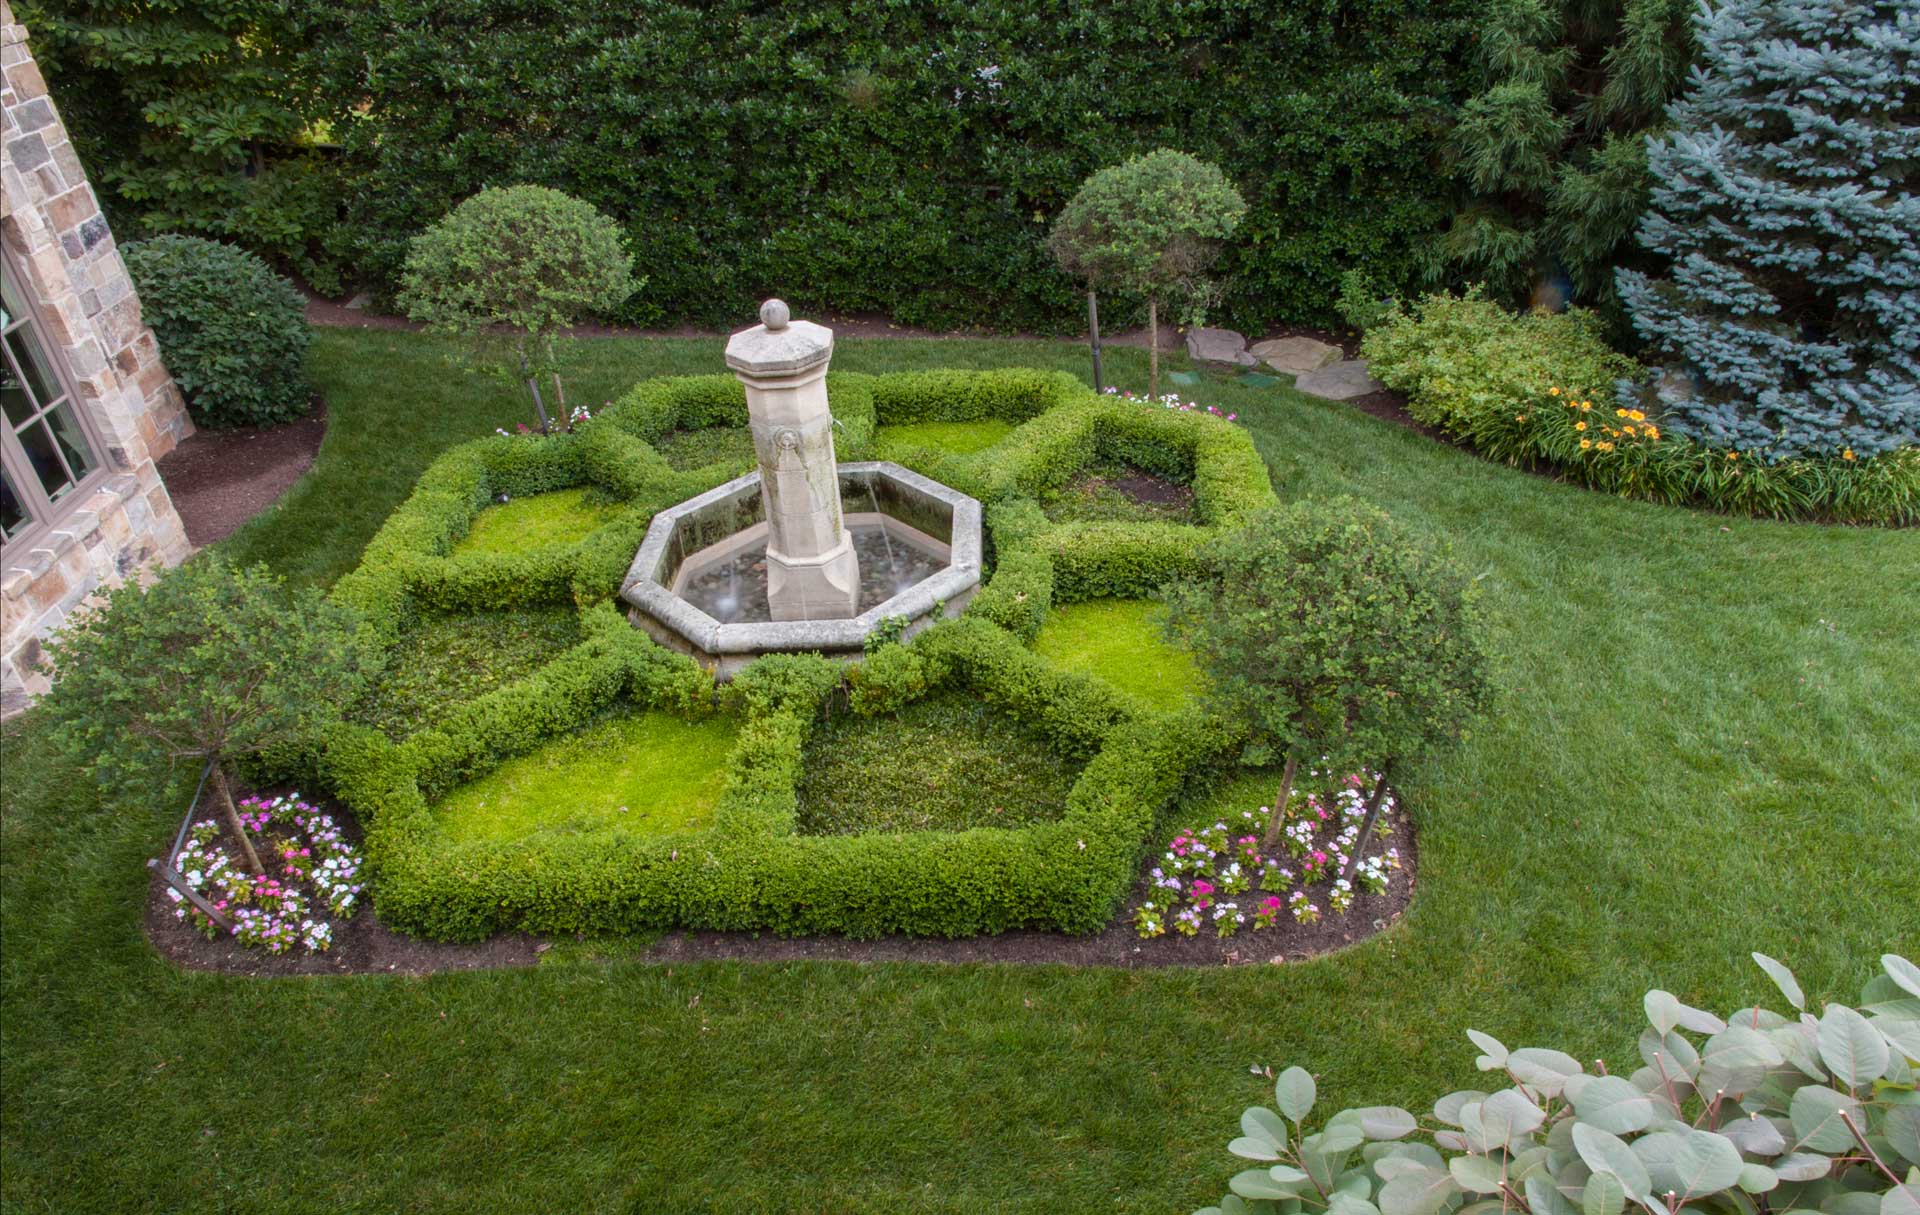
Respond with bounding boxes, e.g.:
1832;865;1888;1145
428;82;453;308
1;0;193;715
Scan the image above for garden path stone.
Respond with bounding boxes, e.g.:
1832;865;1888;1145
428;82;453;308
1185;326;1257;365
1293;359;1383;401
1251;336;1341;375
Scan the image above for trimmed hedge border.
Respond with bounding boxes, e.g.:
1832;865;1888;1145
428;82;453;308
301;367;1276;940
313;613;1239;941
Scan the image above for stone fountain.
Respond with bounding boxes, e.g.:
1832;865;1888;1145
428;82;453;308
620;301;982;676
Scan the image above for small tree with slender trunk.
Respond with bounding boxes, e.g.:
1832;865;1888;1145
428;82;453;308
1165;498;1493;854
37;557;379;873
1048;149;1246;399
398;184;638;433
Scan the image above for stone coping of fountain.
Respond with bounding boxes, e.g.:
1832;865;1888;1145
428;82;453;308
620;461;982;660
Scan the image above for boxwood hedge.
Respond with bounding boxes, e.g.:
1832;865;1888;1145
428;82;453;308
301;367;1274;940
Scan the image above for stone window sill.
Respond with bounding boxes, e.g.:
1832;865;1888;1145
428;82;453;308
0;471;140;599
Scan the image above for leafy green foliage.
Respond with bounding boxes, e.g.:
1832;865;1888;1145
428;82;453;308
348;607;582;741
432;709;740;843
15;0;348;289
1365;292;1919;524
1166;499;1493;785
1031;599;1203;713
1050;150;1246;393
652;425;755;473
1427;0;1693;306
36;556;376;791
795;692;1083;835
397;185;636;429
120;234;310;428
1195;951;1920;1215
293;0;1473;332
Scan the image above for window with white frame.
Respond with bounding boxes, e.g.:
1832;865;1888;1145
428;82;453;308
1;257;104;544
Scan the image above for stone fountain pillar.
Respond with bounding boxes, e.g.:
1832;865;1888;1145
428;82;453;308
724;300;860;621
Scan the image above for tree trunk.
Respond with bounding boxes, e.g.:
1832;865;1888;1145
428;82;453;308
1260;753;1300;853
1087;290;1105;393
1147;296;1160;399
208;762;266;875
551;372;568;427
1338;770;1394;887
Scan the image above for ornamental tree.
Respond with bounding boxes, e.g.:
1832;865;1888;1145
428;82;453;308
1165;498;1492;854
1048;150;1246;398
1614;0;1920;460
398;185;638;433
37;557;378;874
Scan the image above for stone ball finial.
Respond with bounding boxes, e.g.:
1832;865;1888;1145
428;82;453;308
759;299;791;331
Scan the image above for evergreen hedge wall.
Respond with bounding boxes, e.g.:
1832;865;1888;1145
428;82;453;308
299;0;1474;331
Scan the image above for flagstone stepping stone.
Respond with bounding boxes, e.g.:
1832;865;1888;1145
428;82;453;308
1250;336;1341;375
1292;359;1383;401
1185;327;1258;366
1237;371;1282;387
1167;370;1201;387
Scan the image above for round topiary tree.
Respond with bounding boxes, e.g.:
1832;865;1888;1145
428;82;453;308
397;185;638;433
1165;498;1494;857
121;235;311;429
1614;0;1919;460
1049;149;1246;399
37;556;378;874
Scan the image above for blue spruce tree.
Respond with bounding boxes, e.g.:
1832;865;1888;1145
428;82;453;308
1615;0;1919;459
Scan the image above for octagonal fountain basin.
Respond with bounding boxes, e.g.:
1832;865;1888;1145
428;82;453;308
620;461;981;677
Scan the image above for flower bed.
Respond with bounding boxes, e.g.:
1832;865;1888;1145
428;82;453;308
1133;768;1401;939
164;794;365;954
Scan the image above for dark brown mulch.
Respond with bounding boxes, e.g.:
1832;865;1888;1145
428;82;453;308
146;780;1414;975
143;783;542;977
155;401;328;548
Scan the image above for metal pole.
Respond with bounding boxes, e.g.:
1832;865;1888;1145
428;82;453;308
1338;770;1394;888
1087;289;1104;393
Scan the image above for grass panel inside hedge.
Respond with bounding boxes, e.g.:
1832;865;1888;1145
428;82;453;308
1042;461;1197;524
433;710;740;843
1031;599;1203;711
453;487;620;556
352;608;584;739
796;692;1083;835
872;419;1015;460
654;425;755;471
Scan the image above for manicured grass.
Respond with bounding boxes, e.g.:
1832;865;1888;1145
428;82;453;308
654;424;755;471
432;709;738;844
795;692;1082;835
351;607;583;740
1031;599;1204;711
3;327;1916;1213
872;418;1016;460
452;487;619;557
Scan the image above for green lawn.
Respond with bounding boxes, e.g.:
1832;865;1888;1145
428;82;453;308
433;709;739;844
453;487;620;557
1031;598;1204;711
3;327;1916;1213
872;418;1017;459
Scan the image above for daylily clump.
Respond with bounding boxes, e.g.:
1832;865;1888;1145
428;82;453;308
163;793;365;954
1134;766;1399;939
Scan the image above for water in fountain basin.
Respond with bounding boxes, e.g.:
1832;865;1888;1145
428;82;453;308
678;522;946;623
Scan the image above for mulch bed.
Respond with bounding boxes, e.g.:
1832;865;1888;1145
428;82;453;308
155;401;328;548
144;782;1414;976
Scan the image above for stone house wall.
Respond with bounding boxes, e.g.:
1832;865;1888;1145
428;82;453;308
1;0;194;715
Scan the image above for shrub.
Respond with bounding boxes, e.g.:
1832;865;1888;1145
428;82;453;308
1362;290;1634;437
1615;0;1918;461
121;235;311;428
398;185;637;432
1192;950;1920;1215
847;644;929;716
1364;291;1920;524
1335;268;1396;333
1165;498;1493;852
1049;150;1247;397
37;556;378;874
